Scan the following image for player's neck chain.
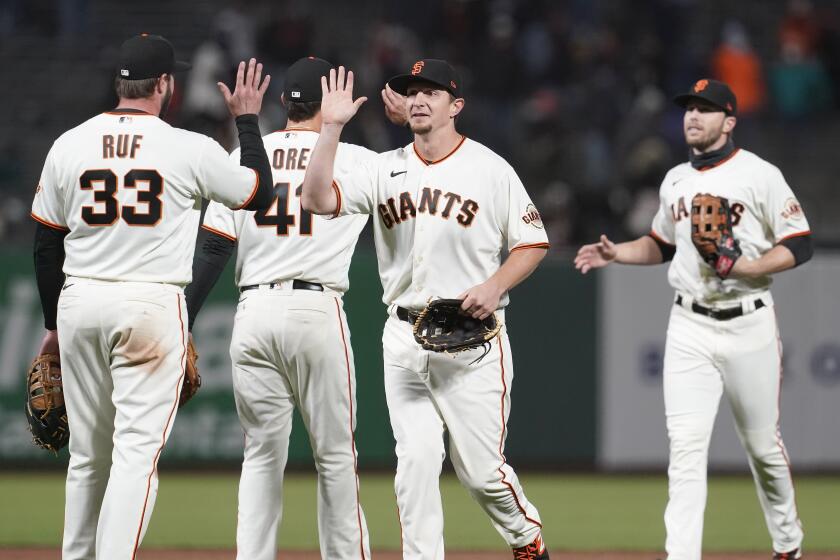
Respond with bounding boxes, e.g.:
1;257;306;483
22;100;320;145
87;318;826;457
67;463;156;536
689;138;735;170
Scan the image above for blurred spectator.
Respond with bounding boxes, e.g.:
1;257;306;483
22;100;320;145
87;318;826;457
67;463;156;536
711;20;767;116
770;40;832;118
779;0;821;57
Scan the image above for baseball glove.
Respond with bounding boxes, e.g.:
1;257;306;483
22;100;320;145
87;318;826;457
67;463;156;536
412;299;503;361
25;353;69;453
690;193;742;278
179;335;200;408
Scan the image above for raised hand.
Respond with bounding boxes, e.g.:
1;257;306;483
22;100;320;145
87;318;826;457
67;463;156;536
218;58;271;117
320;66;368;127
574;234;617;274
381;83;408;126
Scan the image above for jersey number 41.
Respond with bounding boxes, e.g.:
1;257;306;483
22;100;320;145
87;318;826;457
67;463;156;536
253;182;313;236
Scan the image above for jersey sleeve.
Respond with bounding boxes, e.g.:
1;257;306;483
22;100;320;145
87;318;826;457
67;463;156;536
332;146;378;217
502;166;550;252
762;164;811;242
31;142;69;231
650;173;676;245
201;200;238;242
195;138;261;209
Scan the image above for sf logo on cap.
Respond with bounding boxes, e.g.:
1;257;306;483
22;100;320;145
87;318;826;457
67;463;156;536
411;61;424;75
693;79;709;93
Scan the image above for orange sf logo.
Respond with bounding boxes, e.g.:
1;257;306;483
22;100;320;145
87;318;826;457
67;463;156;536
693;79;709;93
411;61;424;75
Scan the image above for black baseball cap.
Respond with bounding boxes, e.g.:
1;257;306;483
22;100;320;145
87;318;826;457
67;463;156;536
284;56;334;103
674;79;737;115
118;33;191;80
387;59;462;98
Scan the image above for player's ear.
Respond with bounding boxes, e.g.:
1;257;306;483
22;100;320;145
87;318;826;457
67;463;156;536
723;115;736;134
280;92;287;108
156;74;170;95
450;97;464;119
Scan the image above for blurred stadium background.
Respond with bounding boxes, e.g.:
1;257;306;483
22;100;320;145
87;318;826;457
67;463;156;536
1;0;839;555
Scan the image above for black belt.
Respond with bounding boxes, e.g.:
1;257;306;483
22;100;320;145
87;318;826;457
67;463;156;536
396;306;420;324
675;295;764;321
240;279;323;293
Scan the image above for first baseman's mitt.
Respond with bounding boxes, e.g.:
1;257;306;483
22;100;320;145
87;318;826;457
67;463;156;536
25;353;69;453
179;335;201;408
690;193;742;278
412;299;502;361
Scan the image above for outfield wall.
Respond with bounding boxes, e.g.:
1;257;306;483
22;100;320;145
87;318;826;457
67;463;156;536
599;256;840;470
0;248;596;468
2;246;837;470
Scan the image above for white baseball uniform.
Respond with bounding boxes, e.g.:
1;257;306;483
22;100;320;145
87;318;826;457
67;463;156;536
650;148;809;559
201;128;375;560
31;108;262;560
330;136;550;558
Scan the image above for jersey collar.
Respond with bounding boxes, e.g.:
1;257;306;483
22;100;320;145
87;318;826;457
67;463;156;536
689;138;738;171
413;135;466;166
104;108;156;116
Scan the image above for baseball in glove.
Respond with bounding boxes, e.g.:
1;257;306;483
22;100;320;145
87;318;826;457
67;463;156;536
179;335;201;408
690;193;742;278
25;353;69;453
412;298;503;362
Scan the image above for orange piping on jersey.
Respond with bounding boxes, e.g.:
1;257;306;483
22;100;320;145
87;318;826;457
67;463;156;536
778;230;811;242
510;242;550;253
333;298;367;560
132;294;186;559
274;127;319;133
31;212;69;231
497;335;543;529
330;180;343;218
234;168;260;210
201;224;237;242
413;135;466;165
772;310;803;529
648;229;675;246
697;148;741;172
104;110;156;116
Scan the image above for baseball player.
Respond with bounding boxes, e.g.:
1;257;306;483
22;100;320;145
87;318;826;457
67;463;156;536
301;62;551;560
184;56;384;560
575;79;812;560
31;34;274;559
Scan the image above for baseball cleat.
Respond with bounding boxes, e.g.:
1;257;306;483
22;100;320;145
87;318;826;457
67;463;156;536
513;533;549;559
773;549;802;559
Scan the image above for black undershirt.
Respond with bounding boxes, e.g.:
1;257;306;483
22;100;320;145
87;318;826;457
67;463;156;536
184;227;236;330
33;223;67;330
689;137;735;170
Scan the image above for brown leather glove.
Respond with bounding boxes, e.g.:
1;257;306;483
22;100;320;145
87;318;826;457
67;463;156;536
179;335;201;408
25;353;69;453
690;193;742;278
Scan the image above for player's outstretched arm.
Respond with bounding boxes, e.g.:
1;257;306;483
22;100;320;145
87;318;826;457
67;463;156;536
302;66;367;215
575;234;664;274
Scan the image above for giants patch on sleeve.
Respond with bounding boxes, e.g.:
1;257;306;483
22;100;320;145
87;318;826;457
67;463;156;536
781;198;804;220
521;203;543;229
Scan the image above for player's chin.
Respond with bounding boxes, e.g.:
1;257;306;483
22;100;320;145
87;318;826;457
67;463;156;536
409;121;432;134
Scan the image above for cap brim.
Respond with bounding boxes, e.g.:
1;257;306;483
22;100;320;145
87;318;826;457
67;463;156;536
673;93;726;112
387;74;458;97
174;60;192;72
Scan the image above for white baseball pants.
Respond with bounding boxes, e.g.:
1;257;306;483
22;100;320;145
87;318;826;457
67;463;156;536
382;313;543;559
663;295;803;560
230;287;369;560
57;277;187;560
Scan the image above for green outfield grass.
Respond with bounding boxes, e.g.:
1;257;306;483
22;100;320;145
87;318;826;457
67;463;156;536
1;472;838;551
